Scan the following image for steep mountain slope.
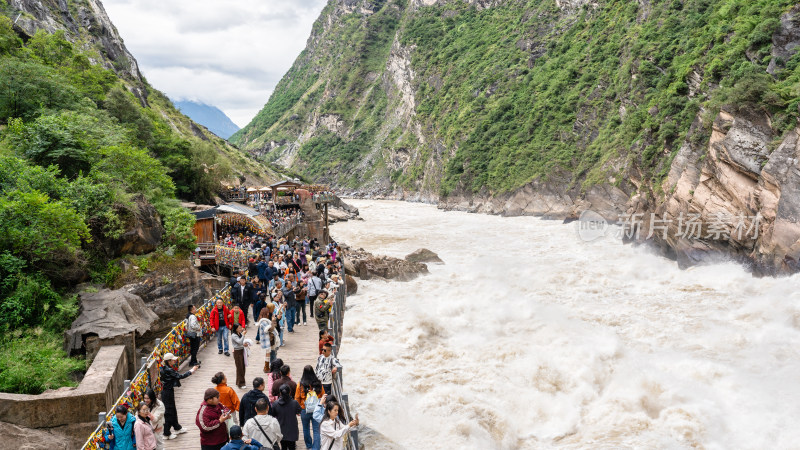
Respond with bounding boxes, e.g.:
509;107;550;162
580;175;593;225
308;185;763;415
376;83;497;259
234;0;800;273
174;100;241;139
3;0;283;190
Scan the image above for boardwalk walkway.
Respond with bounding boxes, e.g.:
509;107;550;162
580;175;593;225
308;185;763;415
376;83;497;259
165;310;320;450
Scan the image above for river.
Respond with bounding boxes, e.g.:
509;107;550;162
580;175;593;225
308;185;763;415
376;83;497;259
329;199;800;449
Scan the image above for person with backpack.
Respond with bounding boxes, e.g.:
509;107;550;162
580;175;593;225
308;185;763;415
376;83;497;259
242;399;282;450
221;425;263;450
294;365;325;450
307;381;326;450
319;401;358;450
270;384;301;450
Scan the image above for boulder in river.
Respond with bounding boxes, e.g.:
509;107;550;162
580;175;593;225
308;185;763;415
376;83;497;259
345;274;358;295
404;248;443;263
346;248;428;281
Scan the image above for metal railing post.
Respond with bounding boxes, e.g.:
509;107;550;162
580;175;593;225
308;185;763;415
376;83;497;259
98;412;106;425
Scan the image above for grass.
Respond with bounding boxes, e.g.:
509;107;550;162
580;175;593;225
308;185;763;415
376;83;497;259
0;329;85;394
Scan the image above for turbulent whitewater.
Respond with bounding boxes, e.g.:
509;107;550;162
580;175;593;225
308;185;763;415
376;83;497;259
330;200;800;449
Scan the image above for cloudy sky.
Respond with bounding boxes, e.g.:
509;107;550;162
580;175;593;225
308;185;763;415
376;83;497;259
103;0;328;127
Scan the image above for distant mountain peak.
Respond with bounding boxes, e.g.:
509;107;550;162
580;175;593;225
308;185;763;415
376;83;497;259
173;100;240;140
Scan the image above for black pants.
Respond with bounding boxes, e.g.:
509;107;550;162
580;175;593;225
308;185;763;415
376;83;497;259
189;335;200;365
280;441;296;450
162;387;181;435
298;299;307;323
242;302;251;323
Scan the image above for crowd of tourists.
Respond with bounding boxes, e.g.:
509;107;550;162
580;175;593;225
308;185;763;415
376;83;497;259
100;235;358;450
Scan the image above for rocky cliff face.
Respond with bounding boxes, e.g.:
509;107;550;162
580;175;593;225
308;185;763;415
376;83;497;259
235;0;800;274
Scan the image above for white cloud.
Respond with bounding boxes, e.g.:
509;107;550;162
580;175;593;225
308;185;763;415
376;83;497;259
103;0;327;127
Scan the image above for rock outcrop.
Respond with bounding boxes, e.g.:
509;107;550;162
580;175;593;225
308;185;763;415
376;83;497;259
124;261;227;334
635;109;800;274
404;248;443;263
345;274;358;295
346;248;428;281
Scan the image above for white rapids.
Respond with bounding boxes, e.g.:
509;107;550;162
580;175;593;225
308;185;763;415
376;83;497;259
329;199;800;449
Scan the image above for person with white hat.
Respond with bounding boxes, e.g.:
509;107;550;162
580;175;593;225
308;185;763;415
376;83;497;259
160;352;198;440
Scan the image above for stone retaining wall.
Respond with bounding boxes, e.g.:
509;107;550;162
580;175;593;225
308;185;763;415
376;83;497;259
0;345;127;428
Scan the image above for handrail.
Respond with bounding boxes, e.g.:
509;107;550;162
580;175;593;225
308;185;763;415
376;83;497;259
80;280;239;449
327;281;359;450
273;215;303;237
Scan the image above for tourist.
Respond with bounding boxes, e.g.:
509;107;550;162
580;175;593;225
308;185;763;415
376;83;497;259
295;365;325;450
307;271;323;310
266;358;286;403
230;324;249;389
105;405;136;450
197;388;231;450
240;377;268;426
230;304;247;332
134;402;157;450
319;402;358;450
254;292;267;343
211;299;232;356
313;291;332;331
315;343;341;395
282;279;298;333
232;277;253;323
270;384;301;450
187;304;202;367
271;365;297;399
144;389;165;450
221;425;263;450
212;372;241;425
161;352;197;439
243;399;282;449
318;330;334;355
307;381;326;450
256;309;273;370
257;256;269;281
296;279;308;326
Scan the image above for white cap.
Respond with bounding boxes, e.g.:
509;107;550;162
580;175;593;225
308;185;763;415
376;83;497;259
163;353;179;362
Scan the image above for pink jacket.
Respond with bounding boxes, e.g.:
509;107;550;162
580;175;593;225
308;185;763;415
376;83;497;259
133;418;157;450
266;372;293;403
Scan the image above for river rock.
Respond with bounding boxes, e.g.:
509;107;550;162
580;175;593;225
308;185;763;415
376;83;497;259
345;274;358;295
0;420;75;450
346;248;428;281
404;248;443;263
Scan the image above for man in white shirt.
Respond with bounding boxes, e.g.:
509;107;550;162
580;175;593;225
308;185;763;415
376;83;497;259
315;343;342;395
243;399;282;448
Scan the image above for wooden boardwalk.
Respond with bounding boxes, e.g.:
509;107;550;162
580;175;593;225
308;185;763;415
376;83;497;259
165;307;320;449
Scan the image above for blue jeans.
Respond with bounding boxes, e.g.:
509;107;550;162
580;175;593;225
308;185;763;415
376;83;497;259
269;349;277;363
216;327;229;352
300;410;313;448
312;416;321;450
286;307;297;332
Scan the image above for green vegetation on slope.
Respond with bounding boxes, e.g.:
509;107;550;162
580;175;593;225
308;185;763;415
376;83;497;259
0;16;229;393
236;0;800;198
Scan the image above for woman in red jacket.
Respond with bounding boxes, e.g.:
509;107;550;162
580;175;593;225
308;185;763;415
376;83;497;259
210;299;232;356
196;388;232;450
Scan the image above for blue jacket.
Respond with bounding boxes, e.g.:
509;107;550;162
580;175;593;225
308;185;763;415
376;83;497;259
221;438;263;450
104;412;136;450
